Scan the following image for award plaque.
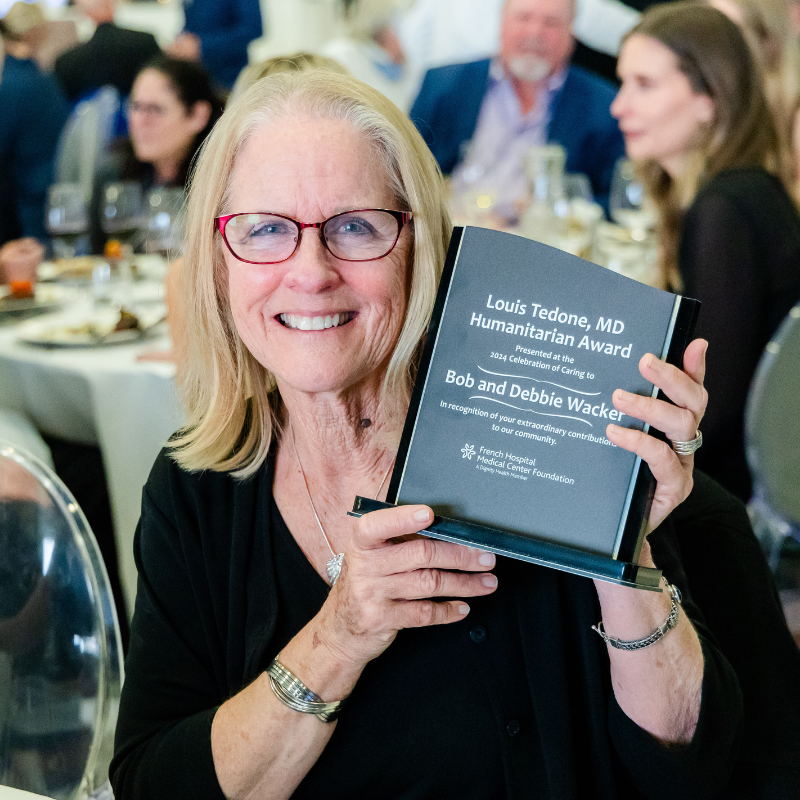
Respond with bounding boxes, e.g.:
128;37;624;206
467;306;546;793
349;227;700;590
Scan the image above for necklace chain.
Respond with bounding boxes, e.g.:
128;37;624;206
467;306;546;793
290;423;394;585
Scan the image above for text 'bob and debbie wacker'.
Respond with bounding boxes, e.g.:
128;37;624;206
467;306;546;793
440;295;638;427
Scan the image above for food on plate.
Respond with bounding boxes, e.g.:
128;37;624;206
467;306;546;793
114;309;141;332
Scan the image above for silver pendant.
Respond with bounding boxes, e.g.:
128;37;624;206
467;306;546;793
326;553;344;585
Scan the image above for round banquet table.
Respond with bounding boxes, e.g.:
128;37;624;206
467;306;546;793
0;282;183;619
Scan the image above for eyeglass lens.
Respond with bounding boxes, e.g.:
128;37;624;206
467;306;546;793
223;210;401;263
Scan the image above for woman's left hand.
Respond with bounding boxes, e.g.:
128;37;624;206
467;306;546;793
605;338;708;537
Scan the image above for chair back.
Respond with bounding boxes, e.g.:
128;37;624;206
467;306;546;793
0;441;123;800
55;88;121;203
745;304;800;531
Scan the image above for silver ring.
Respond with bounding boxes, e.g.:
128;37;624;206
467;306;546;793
670;429;702;455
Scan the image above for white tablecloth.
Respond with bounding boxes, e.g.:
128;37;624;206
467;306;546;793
0;287;183;618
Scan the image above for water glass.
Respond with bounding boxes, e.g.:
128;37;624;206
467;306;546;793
46;183;90;259
609;159;657;238
449;141;502;226
592;222;660;286
519;144;567;245
145;188;185;258
101;182;146;249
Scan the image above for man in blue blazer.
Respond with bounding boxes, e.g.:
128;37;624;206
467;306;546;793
410;0;625;217
168;0;262;90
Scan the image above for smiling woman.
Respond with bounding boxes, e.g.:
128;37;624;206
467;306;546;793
110;70;750;800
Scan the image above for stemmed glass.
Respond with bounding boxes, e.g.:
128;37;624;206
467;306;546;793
101;182;146;251
101;182;146;309
449;140;500;226
609;159;657;239
145;188;185;259
46;183;90;259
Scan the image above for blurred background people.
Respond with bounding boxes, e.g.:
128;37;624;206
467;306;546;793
0;1;69;249
410;0;625;220
168;0;262;91
90;55;223;252
54;0;160;106
612;2;800;501
398;0;640;84
321;0;419;111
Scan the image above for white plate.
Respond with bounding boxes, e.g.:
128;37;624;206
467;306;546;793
16;309;165;348
0;285;71;324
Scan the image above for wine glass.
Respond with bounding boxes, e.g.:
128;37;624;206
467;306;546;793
562;173;593;203
609;159;657;239
449;140;500;226
101;182;146;250
145;188;185;259
46;183;90;259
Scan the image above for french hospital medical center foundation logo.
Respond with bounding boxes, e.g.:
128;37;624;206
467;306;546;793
461;444;476;459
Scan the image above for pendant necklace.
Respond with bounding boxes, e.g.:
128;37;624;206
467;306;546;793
290;423;395;586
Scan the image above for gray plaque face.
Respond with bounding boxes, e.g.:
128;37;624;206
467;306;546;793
395;227;679;558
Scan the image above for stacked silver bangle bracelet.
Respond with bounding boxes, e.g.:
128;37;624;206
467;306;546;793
592;581;683;651
266;658;345;722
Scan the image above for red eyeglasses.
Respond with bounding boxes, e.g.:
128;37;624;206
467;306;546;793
215;209;413;265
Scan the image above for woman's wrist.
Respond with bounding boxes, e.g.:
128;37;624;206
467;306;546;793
277;610;370;703
593;577;676;642
591;537;674;641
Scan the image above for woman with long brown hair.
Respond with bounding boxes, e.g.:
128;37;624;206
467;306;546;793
706;0;800;197
611;2;800;501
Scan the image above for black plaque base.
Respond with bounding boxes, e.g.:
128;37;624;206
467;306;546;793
349;497;663;591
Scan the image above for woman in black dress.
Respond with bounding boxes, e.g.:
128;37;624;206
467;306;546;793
612;2;800;501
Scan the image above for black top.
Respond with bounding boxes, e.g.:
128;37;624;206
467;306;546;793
54;22;161;103
111;449;774;800
679;167;800;500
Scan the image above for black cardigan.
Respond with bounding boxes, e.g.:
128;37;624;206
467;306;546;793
111;452;768;799
679;167;800;501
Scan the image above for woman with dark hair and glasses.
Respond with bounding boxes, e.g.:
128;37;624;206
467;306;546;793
91;55;224;252
111;70;746;800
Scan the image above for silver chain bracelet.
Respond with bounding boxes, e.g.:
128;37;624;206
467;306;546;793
266;658;345;722
592;581;682;651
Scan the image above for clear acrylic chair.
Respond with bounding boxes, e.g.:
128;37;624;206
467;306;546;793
745;304;800;570
0;441;123;800
55;87;121;204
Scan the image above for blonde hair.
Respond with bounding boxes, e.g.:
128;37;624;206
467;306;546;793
626;3;779;289
172;70;451;477
228;52;349;106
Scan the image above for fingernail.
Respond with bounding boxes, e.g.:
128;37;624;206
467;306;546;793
458;604;470;615
482;575;498;588
616;389;633;402
607;424;620;435
478;551;496;567
413;508;431;522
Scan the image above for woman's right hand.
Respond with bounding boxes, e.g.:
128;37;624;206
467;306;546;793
212;504;494;800
317;505;498;667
